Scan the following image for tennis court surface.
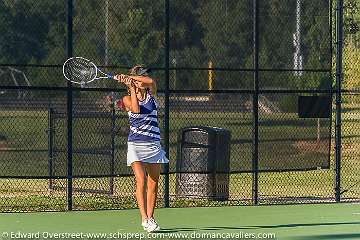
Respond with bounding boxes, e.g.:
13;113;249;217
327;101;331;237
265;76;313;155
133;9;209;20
0;203;359;240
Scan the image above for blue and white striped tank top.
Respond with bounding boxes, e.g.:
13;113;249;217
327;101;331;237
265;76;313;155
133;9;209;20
127;91;161;142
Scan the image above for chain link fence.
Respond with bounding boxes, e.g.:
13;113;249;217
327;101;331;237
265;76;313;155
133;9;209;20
340;0;360;202
0;0;358;212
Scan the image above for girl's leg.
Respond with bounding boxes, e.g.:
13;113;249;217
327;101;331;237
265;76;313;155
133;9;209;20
131;162;148;221
144;163;161;219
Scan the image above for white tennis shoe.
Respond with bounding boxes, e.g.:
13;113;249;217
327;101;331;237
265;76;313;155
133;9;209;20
146;218;160;232
141;219;149;231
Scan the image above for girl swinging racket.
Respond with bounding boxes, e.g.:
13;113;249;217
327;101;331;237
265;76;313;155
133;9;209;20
115;66;168;233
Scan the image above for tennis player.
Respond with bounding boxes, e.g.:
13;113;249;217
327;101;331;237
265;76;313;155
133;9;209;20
114;66;168;233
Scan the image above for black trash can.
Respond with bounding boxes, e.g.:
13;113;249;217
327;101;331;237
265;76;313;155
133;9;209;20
176;126;231;200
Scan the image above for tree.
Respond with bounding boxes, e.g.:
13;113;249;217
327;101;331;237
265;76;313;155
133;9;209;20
293;0;331;90
199;0;253;89
0;0;335;91
0;1;12;64
1;1;51;64
108;0;164;66
337;0;360;94
343;40;360;90
344;0;360;45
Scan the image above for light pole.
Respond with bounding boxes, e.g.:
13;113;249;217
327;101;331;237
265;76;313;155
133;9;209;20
293;0;303;77
105;0;109;71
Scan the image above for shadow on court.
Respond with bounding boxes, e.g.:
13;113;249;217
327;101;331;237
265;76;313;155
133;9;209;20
287;233;360;239
250;221;360;229
159;227;253;233
159;221;360;233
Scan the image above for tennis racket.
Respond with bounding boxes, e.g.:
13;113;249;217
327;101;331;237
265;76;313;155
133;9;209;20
62;57;149;85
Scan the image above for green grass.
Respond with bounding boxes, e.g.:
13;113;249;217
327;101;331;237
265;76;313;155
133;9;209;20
0;106;359;211
0;110;331;175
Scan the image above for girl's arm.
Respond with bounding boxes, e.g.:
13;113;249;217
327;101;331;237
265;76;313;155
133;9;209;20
122;80;140;113
128;75;153;84
130;76;157;96
114;74;156;95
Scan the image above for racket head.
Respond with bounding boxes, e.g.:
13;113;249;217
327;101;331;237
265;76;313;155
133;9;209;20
63;57;98;84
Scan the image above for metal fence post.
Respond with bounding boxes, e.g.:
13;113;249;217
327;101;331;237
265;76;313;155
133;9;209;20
163;0;170;208
110;99;116;195
66;0;74;211
48;107;54;191
252;0;260;205
335;0;343;202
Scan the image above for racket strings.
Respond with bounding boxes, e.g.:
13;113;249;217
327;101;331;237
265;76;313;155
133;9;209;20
64;58;97;83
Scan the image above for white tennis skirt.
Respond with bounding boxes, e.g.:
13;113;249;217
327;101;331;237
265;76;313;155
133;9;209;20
127;141;169;166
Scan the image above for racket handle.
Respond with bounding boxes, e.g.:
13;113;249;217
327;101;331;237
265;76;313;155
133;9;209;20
107;73;113;79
